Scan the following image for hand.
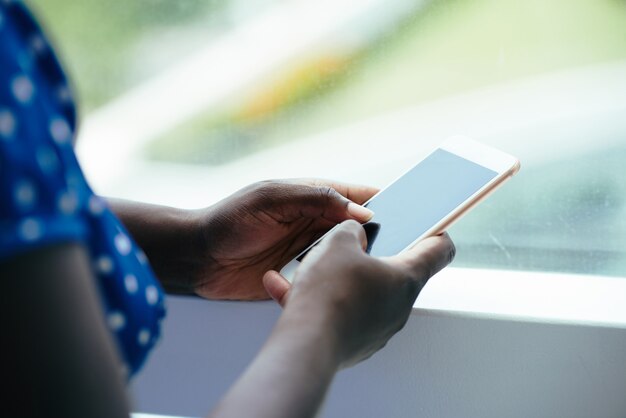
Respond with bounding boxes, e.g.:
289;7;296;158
190;179;378;300
263;220;455;367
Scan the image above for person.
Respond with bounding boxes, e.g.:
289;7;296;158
0;1;455;417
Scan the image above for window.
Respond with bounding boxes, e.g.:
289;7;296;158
31;0;626;277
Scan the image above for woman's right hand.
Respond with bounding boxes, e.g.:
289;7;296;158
212;220;454;417
263;219;456;368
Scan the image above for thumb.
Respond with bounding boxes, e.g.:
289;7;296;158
390;233;456;286
263;270;291;307
323;219;369;253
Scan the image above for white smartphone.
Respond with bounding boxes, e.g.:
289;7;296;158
280;136;521;280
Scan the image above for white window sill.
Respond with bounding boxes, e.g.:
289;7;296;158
417;267;626;328
130;267;626;418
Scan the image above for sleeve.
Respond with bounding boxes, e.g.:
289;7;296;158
1;3;166;378
0;4;87;262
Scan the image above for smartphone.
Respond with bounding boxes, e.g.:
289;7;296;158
280;136;520;280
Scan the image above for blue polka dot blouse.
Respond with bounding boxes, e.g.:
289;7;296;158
0;0;165;377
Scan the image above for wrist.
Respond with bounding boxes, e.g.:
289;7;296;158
276;301;344;371
212;302;342;418
109;198;208;294
154;207;208;293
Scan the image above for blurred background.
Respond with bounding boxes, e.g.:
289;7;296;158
29;0;626;278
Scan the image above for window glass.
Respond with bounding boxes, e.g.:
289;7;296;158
29;0;626;277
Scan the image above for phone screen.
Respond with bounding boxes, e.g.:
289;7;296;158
298;148;499;262
361;148;498;257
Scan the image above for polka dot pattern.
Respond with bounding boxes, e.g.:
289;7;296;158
88;195;106;216
95;255;114;275
19;217;42;241
14;179;37;209
57;190;78;215
11;74;34;103
35;145;59;172
124;274;138;294
145;285;159;305
0;1;165;378
29;34;45;55
49;117;71;144
108;311;127;331
0;109;16;139
114;232;132;256
56;85;71;103
137;328;151;346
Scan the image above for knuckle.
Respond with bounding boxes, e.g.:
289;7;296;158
329;225;354;243
250;180;276;195
344;219;366;242
316;185;340;202
253;179;274;188
254;179;294;201
343;218;361;229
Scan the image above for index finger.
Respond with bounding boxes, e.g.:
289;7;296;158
301;178;380;205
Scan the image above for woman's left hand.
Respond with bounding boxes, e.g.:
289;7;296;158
188;179;377;300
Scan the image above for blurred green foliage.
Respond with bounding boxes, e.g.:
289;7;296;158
28;0;222;111
29;0;626;156
146;0;626;165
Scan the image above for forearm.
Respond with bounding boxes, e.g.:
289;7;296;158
1;243;130;417
107;198;205;294
210;311;341;418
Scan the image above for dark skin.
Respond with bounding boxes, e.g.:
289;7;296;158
4;1;455;415
4;179;455;418
109;179;378;299
108;179;455;417
212;221;455;417
1;243;130;418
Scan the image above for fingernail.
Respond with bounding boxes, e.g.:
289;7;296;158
347;202;374;221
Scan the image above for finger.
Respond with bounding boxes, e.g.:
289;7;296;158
263;270;291;307
388;233;456;284
271;182;375;223
302;178;380;205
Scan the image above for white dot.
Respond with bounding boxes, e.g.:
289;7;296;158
0;109;16;139
107;311;126;331
137;328;151;346
145;286;159;306
114;233;132;256
19;218;42;241
29;34;46;55
57;85;72;103
88;195;105;216
57;190;79;215
11;75;35;104
36;146;59;172
95;255;114;275
49;117;71;144
124;274;138;294
136;249;148;265
14;179;37;209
